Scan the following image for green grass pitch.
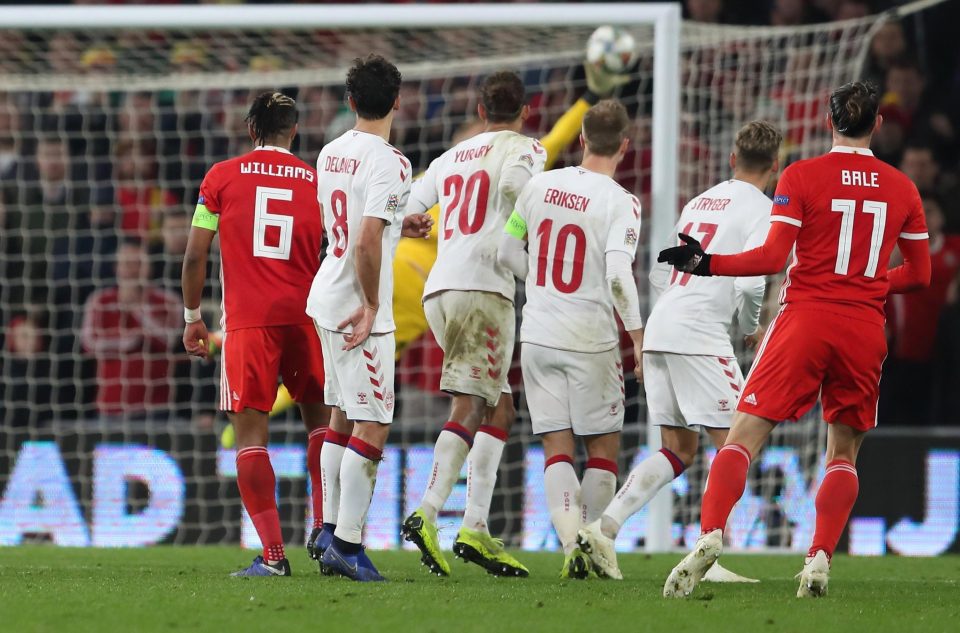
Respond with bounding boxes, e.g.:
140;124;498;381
3;547;958;633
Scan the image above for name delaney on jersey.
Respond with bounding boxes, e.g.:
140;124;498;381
544;187;590;213
238;161;315;182
322;155;362;175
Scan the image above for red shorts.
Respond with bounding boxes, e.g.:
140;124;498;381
220;323;325;413
738;306;887;431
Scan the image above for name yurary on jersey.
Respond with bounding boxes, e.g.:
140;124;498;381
454;145;492;163
544;187;590;212
239;161;315;182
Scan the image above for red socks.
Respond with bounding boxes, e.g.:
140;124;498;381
700;443;751;534
306;427;327;529
236;446;285;562
809;460;859;558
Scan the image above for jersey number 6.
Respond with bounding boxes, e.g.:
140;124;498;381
253;186;294;261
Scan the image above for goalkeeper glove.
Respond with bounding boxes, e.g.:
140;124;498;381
584;61;631;100
657;233;712;276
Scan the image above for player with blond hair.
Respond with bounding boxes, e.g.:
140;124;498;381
578;120;782;583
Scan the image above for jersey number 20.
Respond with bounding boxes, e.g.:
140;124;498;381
442;171;490;239
253;186;294;260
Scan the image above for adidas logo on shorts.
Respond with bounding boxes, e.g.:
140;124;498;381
743;393;758;406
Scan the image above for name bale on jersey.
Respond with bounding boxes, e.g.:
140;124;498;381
322;156;362;175
544;187;590;213
690;197;731;211
454;145;492;163
841;169;879;188
240;161;315;182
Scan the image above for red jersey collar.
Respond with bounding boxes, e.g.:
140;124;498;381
830;145;874;157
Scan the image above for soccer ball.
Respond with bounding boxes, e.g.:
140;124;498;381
586;26;639;74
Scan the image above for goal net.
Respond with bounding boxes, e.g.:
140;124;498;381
0;1;942;553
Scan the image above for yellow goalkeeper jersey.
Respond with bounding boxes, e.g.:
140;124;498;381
269;97;591;416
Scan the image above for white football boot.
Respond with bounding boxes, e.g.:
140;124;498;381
703;561;759;583
577;520;623;580
663;528;723;598
796;550;830;598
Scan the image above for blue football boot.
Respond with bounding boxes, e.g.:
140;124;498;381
320;543;386;582
230;556;291;577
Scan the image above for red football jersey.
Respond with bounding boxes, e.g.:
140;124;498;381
771;146;928;323
197;146;322;331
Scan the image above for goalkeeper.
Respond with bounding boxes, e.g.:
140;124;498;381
218;62;629;444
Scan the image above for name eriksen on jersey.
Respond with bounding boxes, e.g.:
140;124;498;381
454;146;492;163
544;188;590;212
240;162;315;182
323;156;361;175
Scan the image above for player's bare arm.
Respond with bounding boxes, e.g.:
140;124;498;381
181;222;217;359
401;212;434;238
340;215;386;350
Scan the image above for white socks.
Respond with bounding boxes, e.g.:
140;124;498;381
462;426;507;533
334;442;381;545
420;423;472;524
544;457;581;555
581;460;618;525
602;449;680;539
319;431;349;526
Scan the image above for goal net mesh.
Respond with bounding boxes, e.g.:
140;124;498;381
0;2;937;552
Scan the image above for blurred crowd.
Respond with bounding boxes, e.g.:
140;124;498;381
1;0;959;427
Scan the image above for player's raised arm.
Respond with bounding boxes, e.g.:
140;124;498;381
659;167;800;278
181;175;220;359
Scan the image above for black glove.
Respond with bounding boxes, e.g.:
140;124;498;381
657;233;713;276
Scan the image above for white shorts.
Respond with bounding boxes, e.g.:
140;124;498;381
521;342;624;436
316;325;396;424
424;290;514;407
643;351;743;430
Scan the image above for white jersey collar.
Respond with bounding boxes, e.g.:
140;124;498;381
830;145;874;157
254;145;292;154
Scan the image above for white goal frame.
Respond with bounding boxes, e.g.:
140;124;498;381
0;2;681;552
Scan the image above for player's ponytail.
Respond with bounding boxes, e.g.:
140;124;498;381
245;91;298;146
829;81;879;139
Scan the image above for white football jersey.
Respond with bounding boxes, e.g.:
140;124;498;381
306;130;412;334
411;130;547;301
644;179;770;357
516;166;641;353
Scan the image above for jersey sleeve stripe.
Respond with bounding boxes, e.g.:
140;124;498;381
770;215;802;227
898;232;929;240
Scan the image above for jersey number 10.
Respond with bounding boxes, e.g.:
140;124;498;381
535;219;586;294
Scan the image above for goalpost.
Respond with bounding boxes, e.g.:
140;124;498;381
0;1;944;554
